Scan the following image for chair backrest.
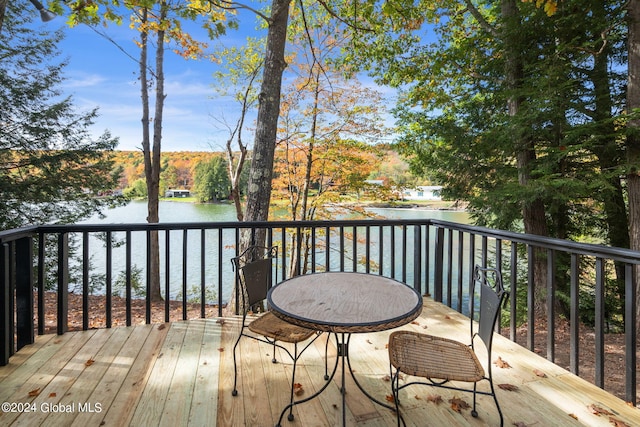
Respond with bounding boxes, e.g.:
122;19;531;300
231;245;278;310
470;265;508;353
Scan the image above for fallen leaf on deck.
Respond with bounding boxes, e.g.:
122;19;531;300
215;319;226;326
293;383;304;396
498;383;519;391
411;321;420;325
157;324;166;330
588;404;613;416
85;359;95;367
427;394;443;405
494;356;511;368
381;375;391;382
569;413;578;420
609;416;631;427
218;347;224;352
28;388;40;397
449;397;470;412
513;422;528;427
366;339;373;344
533;369;547;378
444;315;452;320
386;395;396;403
49;392;57;398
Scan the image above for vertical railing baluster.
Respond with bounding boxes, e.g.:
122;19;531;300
146;230;151;324
365;226;371;274
325;226;330;272
570;253;579;375
106;231;112;328
340;226;345;272
311;227;316;273
126;231;132;326
509;242;518;341
595;257;605;389
527;245;535;351
546;249;555;362
200;229;205;318
390;226;396;279
183;229;188;321
402;225;407;283
15;237;33;351
413;225;421;293
434;227;444;303
83;232;89;330
165;230;171;322
218;228;224;317
57;233;69;335
456;231;463;312
424;226;430;294
378;226;383;276
0;243;10;365
37;233;45;335
353;226;358;272
446;228;453;306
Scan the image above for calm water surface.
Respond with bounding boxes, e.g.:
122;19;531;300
78;201;470;303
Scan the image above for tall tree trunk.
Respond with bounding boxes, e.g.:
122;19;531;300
502;0;549;315
626;0;640;332
590;0;629;306
244;0;292;234
140;4;166;302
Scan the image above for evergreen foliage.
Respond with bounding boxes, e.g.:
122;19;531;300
0;4;125;229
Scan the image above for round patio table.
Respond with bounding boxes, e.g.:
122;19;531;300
267;272;423;427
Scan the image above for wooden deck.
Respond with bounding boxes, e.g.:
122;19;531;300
1;298;639;427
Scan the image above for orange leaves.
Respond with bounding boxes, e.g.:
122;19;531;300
494;356;511;369
426;394;443;405
85;358;95;367
588;404;632;427
448;397;470;412
28;388;40;397
533;369;547;378
293;383;304;396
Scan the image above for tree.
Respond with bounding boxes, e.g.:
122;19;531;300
192;155;231;202
0;4;124;229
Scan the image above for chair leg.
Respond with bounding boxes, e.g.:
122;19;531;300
324;333;330;380
272;340;277;363
390;367;406;427
231;330;243;397
285;343;299;422
489;380;504;427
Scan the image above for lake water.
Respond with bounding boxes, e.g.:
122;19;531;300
82;200;470;224
78;201;470;303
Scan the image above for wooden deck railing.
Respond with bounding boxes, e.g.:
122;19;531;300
1;218;639;404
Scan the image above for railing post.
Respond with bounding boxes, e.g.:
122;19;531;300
15;237;34;351
57;233;69;335
0;243;11;365
625;263;637;405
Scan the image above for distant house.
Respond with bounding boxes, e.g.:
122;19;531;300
402;186;442;201
165;189;190;198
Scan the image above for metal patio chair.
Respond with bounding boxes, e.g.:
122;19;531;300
388;265;508;427
230;245;322;422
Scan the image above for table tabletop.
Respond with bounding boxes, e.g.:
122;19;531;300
267;272;423;333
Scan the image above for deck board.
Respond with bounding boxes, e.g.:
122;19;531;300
1;298;639;426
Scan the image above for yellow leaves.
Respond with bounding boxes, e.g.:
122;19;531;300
522;0;558;16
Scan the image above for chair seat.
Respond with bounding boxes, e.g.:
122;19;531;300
389;330;485;383
248;312;316;343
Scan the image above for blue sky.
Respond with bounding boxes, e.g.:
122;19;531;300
53;10;264;152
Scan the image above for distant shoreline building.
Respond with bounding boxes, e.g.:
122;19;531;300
165;189;190;198
401;186;442;201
